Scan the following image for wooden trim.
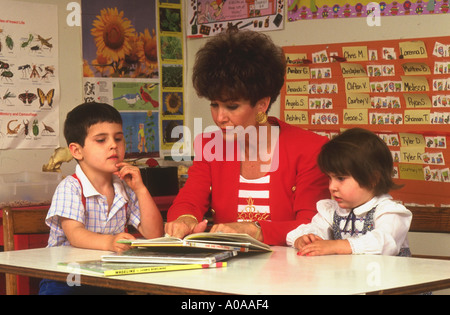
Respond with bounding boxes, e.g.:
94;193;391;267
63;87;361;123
412;255;450;261
2;206;50;295
0;264;229;295
2;207;15;252
366;279;450;295
2;262;448;295
408;206;450;233
409;206;450;261
10;209;49;235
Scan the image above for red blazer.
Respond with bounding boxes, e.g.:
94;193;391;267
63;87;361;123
167;118;330;245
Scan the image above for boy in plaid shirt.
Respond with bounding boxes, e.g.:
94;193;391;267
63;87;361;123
40;102;163;294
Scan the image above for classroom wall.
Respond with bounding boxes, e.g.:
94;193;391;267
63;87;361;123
184;10;450;289
2;0;449;176
0;1;448;289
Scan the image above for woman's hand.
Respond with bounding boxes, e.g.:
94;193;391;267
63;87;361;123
165;216;208;239
210;222;263;241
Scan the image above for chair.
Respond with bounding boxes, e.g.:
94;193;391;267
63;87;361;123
408;206;450;260
2;206;50;295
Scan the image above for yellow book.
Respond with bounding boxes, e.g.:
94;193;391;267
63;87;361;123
58;260;227;277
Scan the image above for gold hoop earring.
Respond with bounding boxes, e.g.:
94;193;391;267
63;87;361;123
256;112;268;124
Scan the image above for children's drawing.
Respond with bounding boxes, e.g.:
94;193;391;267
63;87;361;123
187;0;284;37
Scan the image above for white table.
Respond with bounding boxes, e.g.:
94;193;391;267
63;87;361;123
0;246;449;295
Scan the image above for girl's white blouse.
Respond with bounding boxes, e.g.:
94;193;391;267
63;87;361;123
286;194;412;255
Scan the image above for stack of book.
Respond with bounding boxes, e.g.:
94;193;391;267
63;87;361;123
58;232;271;277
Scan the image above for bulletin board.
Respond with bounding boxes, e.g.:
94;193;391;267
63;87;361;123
281;36;450;207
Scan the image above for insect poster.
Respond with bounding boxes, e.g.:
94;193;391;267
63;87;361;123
81;0;161;158
281;36;450;207
0;1;59;150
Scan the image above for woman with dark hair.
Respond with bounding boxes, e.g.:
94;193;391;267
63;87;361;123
165;30;329;245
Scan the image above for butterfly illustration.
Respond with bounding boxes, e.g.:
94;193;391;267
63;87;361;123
37;88;55;108
18;91;37;104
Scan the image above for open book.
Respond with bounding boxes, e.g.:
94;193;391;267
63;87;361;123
121;232;271;252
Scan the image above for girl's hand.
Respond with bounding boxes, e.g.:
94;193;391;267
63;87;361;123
294;234;323;250
297;239;352;256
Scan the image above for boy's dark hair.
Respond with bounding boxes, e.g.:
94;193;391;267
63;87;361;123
192;29;286;112
318;128;402;196
64;102;122;147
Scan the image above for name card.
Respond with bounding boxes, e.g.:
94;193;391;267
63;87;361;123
345;77;370;93
340;63;367;77
346;93;371;108
343;109;368;124
285;53;308;65
286;81;309;95
342;46;368;61
286;66;310;80
399;133;425;147
402;76;429;92
399;41;428;59
401;63;431;75
284;95;308;109
403;94;432;108
400;147;425;163
399;163;424;180
404;110;431;124
284;111;309;124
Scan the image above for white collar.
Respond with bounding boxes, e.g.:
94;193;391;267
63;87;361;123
352;194;392;215
329;194;392;216
75;164;129;201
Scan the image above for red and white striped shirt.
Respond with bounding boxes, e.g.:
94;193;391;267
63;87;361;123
237;175;271;222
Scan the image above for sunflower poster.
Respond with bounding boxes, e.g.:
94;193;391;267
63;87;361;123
0;1;59;150
81;0;161;158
